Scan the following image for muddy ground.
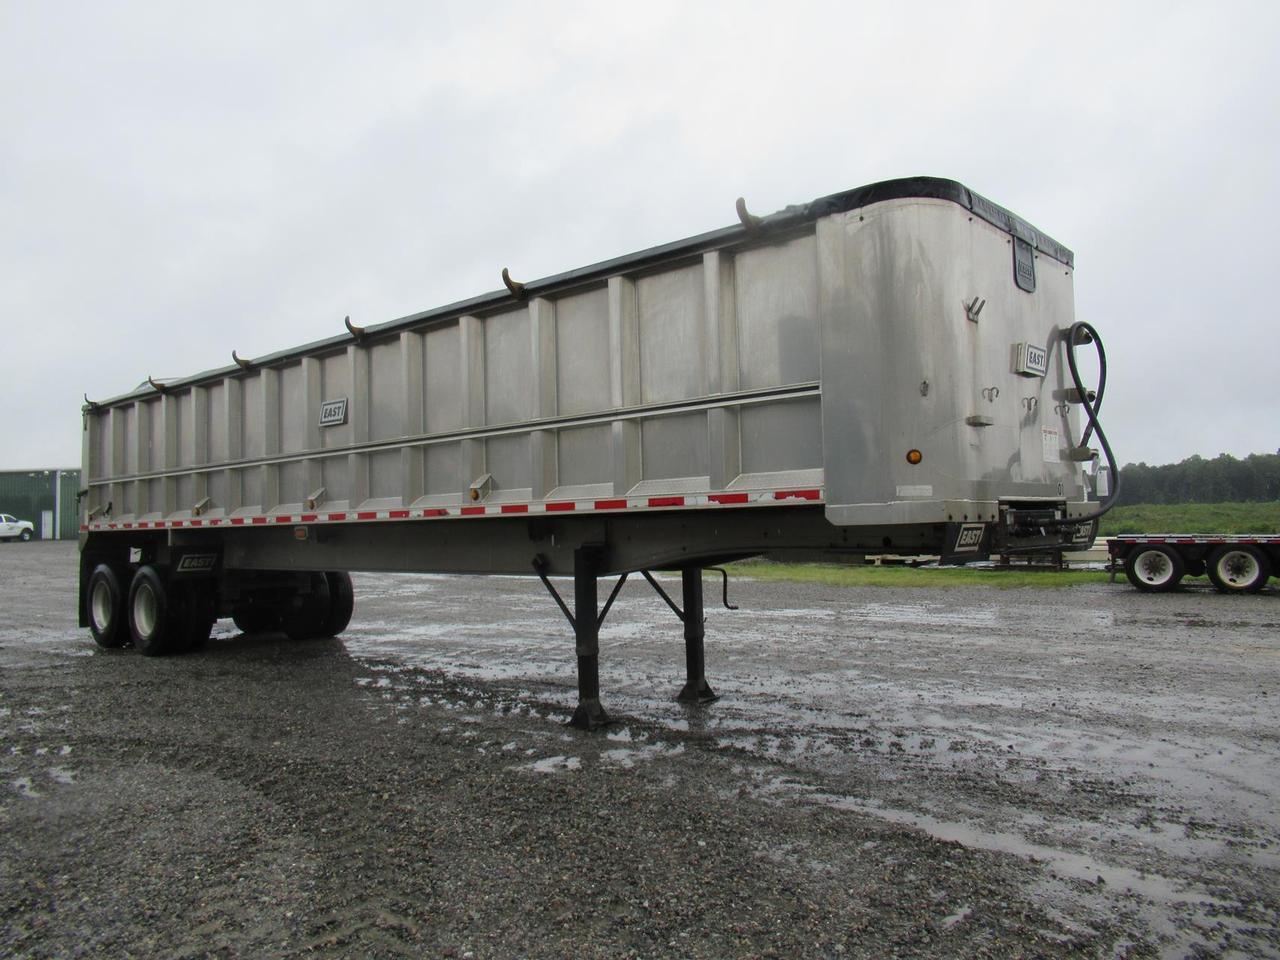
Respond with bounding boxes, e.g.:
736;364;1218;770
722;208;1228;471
1;542;1277;958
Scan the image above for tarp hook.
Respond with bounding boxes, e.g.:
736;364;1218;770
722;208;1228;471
735;197;764;233
501;267;527;299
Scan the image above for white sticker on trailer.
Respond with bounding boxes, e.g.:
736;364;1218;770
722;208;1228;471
1042;428;1060;463
896;484;934;498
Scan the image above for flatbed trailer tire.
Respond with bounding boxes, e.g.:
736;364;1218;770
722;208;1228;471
1124;544;1184;593
1205;545;1270;594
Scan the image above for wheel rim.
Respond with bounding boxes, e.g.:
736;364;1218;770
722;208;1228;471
91;581;113;632
1216;550;1260;588
1135;549;1175;586
134;582;158;638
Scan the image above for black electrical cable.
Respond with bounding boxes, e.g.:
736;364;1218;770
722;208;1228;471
1049;319;1121;526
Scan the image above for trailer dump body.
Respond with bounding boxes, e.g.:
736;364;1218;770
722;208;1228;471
78;176;1105;726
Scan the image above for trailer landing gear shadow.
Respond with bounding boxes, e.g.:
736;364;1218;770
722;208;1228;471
533;550;731;731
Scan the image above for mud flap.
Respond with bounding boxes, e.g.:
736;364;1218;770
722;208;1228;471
1070;519;1099;549
940;521;991;565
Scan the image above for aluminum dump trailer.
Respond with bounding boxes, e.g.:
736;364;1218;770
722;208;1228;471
78;176;1108;727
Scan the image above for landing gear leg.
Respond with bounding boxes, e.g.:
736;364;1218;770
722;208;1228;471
677;568;718;704
570;546;611;731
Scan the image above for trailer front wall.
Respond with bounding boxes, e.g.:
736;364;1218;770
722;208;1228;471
822;198;1084;525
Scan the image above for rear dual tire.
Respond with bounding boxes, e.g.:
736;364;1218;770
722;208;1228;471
87;564;129;648
128;566;176;656
232;605;280;634
127;565;215;656
322;572;355;636
89;565;354;650
235;571;354;640
283;571;355;639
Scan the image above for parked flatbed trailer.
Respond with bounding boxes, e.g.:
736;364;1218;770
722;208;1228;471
78;176;1117;727
1110;535;1277;594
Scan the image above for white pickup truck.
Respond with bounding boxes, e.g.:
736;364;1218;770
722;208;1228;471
1;514;34;542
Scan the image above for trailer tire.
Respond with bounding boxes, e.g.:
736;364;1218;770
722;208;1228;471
128;565;178;656
87;564;129;648
320;572;354;637
232;605;280;635
184;612;216;651
1206;545;1270;594
1124;545;1184;592
173;583;217;652
281;574;331;640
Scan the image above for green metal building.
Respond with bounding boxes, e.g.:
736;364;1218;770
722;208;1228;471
0;470;82;540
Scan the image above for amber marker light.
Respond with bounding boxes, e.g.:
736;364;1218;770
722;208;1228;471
906;449;923;465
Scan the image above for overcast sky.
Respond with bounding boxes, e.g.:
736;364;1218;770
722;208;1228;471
2;1;1276;471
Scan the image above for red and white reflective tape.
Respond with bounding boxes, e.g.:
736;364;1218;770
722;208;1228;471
81;488;824;533
1113;535;1279;547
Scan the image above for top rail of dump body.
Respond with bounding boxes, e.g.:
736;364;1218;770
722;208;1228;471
85;177;1073;408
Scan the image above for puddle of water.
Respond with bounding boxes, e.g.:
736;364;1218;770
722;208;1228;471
600;743;685;769
514;755;581;775
764;781;1264;959
334;573;1280;957
841;602;1000;629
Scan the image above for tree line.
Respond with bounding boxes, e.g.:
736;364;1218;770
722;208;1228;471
1116;452;1280;505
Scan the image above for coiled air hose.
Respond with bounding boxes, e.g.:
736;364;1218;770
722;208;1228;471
1049;319;1121;527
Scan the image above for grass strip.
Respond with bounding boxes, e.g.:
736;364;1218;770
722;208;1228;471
728;560;1113;590
1099;501;1280;536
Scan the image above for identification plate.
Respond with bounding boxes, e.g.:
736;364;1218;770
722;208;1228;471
319;398;348;427
1014;342;1049;378
175;553;218;575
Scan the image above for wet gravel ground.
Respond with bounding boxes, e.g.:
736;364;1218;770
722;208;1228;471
2;542;1278;958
